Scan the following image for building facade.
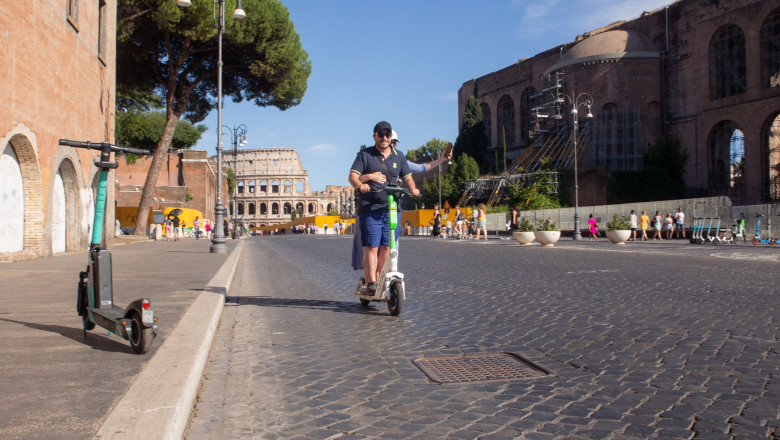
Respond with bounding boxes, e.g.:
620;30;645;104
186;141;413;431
459;0;780;206
0;0;117;261
227;148;353;227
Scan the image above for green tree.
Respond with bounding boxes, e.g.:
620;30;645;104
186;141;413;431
453;96;488;172
506;177;562;210
406;138;449;163
118;0;311;235
116;110;206;152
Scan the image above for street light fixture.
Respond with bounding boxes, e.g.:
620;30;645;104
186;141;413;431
558;92;594;240
223;123;247;239
178;0;247;253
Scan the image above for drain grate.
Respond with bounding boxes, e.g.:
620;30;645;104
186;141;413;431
413;353;548;384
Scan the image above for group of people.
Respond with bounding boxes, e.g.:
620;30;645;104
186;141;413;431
164;215;211;241
429;203;488;240
628;207;686;241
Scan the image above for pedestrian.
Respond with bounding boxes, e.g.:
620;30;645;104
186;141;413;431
205;220;211;239
652;210;664;240
446;218;452;239
629;210;638;241
664;212;674;239
454;205;466;239
475;203;488;240
165;219;173;241
588;213;599;241
640;210;649;241
172;215;181;241
430;205;442;238
674;207;686;239
470;205;479;238
348;121;419;297
324;223;328;234
404;220;412;236
193;216;201;239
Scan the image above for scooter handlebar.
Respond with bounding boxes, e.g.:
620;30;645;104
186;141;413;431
384;185;413;197
58;139;150;156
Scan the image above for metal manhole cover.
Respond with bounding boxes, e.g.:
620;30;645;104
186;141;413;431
413;353;548;384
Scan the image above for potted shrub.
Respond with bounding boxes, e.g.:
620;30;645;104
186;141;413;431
534;218;560;246
606;213;632;244
512;217;535;245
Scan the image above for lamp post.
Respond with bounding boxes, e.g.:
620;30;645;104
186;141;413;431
223;124;247;239
178;0;246;253
558;92;593;240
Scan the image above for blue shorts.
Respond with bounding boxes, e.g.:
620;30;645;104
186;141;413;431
359;211;402;248
675;223;684;230
360;211;390;248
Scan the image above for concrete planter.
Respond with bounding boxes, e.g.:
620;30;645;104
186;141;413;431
512;231;536;245
606;230;631;245
534;230;560;247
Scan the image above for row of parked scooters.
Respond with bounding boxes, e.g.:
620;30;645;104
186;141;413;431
689;214;776;245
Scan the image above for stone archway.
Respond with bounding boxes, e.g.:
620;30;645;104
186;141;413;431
0;142;24;252
0;128;45;260
50;157;83;253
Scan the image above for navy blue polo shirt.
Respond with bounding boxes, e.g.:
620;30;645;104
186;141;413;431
350;146;411;214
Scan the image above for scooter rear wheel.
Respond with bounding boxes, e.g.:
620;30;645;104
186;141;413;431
387;281;404;316
128;311;153;354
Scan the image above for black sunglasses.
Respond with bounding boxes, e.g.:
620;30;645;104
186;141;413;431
375;131;392;139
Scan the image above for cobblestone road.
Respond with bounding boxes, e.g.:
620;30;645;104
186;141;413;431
185;236;780;439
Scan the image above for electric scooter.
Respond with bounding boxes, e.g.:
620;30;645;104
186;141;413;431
355;184;411;316
751;214;777;245
731;217;746;244
690;217;702;244
59;139;158;354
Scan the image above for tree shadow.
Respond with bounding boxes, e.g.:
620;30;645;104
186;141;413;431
0;317;132;353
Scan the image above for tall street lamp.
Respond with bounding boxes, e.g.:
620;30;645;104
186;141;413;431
558;92;593;240
178;0;246;253
223;124;247;238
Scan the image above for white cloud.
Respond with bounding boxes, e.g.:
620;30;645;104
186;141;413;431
308;143;339;153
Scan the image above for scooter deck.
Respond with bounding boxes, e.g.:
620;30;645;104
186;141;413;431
87;305;128;336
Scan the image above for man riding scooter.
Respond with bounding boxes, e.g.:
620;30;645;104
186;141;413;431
348;121;419;297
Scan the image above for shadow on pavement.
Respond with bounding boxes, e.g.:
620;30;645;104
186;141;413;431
228;296;371;314
0;317;131;353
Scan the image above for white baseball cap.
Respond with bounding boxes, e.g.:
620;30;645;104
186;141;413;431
391;129;399;142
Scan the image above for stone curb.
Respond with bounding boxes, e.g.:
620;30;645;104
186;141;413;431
93;240;245;440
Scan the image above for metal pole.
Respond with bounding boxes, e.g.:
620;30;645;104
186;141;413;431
210;0;228;253
437;144;442;208
572;110;581;240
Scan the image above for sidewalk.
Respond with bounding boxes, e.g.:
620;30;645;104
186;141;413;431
0;237;244;440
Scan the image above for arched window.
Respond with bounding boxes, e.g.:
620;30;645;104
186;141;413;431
272;203;279;215
248;181;255;193
710;25;747;99
480;102;492;148
237;202;245;215
308;203;315;214
327;203;334;212
520;87;537;144
248;202;256;215
761;9;780;88
709;121;744;188
283;180;292;193
259;180;267;192
761;113;780;200
271;180;279;193
260;202;267;215
237;181;244;194
296;202;304;215
497;95;515;149
295;181;304;193
283;202;292;214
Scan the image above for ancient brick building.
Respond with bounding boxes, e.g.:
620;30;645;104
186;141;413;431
227;148;353;227
0;0;117;260
459;0;780;205
114;149;222;223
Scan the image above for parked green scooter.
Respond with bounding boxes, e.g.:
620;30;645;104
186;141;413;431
60;139;158;354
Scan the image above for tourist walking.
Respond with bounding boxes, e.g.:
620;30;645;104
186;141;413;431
652;210;664;240
588;214;599;242
674;207;686;239
629;210;638;241
640;210;650;241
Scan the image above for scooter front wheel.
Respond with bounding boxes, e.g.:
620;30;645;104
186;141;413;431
77;280;95;332
128;311;153;354
387;281;404;316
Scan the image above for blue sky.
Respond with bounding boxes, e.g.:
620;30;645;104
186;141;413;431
193;0;674;191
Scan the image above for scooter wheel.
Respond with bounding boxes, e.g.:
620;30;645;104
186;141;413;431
128;311;153;355
387;281;404;316
77;281;95;331
753;237;760;245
